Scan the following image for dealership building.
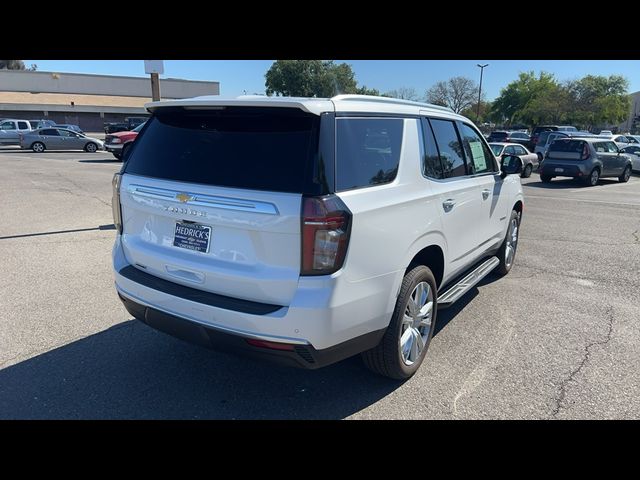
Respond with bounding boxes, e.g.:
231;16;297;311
0;70;220;132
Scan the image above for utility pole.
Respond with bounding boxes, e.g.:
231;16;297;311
476;63;489;123
144;61;164;102
150;72;161;101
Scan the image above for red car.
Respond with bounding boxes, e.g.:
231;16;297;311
104;122;146;160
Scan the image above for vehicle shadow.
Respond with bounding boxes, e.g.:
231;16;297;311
0;278;492;420
0;320;403;419
79;159;122;164
524;178;620;189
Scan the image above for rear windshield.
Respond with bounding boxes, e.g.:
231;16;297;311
538;131;555;144
489;132;508;140
123;107;320;194
548;139;585;153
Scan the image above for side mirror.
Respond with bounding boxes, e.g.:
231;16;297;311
501;155;523;179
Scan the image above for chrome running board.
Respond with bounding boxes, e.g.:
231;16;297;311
438;256;500;308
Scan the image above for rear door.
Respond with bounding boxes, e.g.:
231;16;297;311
119;107;325;306
425;118;485;276
40;129;63;149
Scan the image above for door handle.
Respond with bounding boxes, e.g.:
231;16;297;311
482;189;491;200
442;199;455;212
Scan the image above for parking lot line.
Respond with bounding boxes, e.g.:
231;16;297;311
524;194;640;207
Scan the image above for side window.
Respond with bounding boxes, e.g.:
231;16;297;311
504;145;516;155
58;129;73;137
17;121;29;130
594;142;606;153
459;123;495;175
336;118;403;191
429;119;466;178
616;136;628;143
606;141;619;153
420;118;444;179
41;129;60;136
514;145;527;155
1;121;16;130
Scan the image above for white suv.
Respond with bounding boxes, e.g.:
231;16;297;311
112;94;524;379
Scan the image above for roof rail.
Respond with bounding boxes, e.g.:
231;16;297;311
330;94;454;113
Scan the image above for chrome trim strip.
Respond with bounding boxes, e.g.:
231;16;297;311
127;184;280;215
116;285;308;345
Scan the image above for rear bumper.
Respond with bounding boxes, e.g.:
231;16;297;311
118;292;384;369
540;162;589;177
112;236;396;365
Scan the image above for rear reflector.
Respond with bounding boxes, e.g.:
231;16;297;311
245;339;295;351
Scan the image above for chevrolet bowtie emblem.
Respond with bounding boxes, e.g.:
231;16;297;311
175;193;194;203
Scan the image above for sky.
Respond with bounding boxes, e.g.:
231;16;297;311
23;60;640;100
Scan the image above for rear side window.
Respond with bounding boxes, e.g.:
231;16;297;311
41;129;59;136
17;121;29;130
336;118;403;191
460;123;495;174
421;119;445;179
124;108;321;194
429;119;466;178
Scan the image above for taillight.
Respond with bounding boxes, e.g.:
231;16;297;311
581;143;590;160
112;173;123;234
301;195;352;276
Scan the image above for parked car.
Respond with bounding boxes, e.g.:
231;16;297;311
626;135;640;144
489;142;539;177
111;94;524;379
599;130;613;136
28;119;56;130
104;121;146;160
20;128;104;152
54;123;84;134
600;134;632;148
539;137;632;186
0;119;33;145
620;145;640;172
530;125;577;151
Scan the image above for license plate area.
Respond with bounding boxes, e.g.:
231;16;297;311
173;222;211;253
554;168;564;173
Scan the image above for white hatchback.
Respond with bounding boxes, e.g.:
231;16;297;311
112;94;524;379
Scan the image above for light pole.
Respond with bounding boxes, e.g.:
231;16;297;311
476;63;489;123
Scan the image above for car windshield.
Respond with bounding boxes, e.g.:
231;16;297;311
489;144;503;156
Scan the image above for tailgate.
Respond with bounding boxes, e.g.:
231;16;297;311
119;106;324;306
120;175;301;306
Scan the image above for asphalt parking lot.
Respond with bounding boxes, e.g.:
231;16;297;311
1;146;639;419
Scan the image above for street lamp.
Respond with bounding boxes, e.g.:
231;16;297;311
476;63;489;123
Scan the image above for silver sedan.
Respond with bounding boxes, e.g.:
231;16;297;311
489;142;539;178
19;128;104;153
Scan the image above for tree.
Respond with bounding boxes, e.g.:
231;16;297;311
461;100;492;123
356;85;382;96
265;60;360;97
0;60;26;70
425;77;478;113
489;71;559;126
385;87;419;101
565;75;630;129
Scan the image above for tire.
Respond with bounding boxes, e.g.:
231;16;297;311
618;165;631;183
522;164;533;178
85;142;98;153
584;168;599;187
496;209;520;276
540;174;552;183
362;265;437;380
31;142;45;153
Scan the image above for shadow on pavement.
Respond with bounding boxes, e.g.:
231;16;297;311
524;178;621;189
79;159;122;164
0;271;493;419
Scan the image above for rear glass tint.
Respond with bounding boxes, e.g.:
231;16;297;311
123;107;320;194
549;140;585;153
336;118;403;191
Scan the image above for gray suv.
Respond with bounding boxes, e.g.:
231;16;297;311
540;137;633;186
